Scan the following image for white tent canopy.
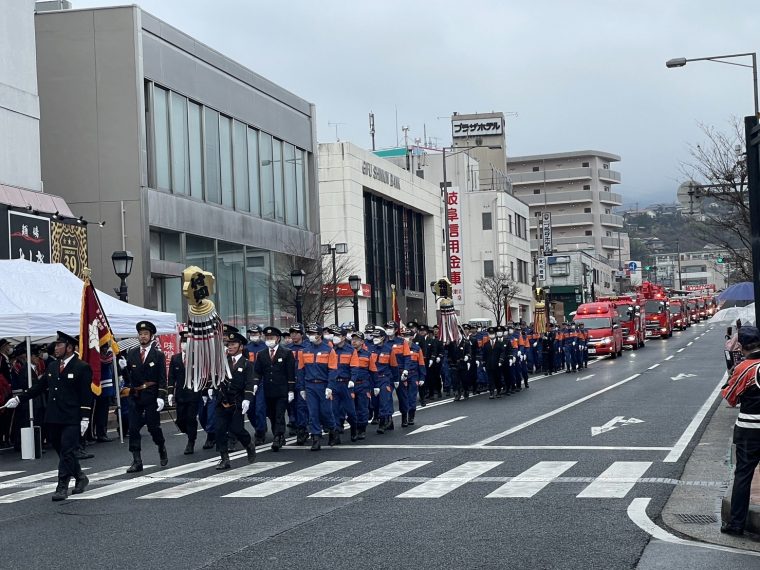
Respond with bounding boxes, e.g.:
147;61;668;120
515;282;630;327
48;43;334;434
0;259;177;337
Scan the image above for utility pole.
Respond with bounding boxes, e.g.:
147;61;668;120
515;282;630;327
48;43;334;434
676;239;683;290
369;112;376;151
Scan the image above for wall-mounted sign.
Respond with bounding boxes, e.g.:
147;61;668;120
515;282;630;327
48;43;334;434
51;221;89;279
452;117;504;138
537;257;546;282
362;161;401;190
446;187;464;304
541;212;552;254
8;211;50;263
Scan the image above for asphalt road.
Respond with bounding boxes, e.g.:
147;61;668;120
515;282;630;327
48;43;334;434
0;322;753;569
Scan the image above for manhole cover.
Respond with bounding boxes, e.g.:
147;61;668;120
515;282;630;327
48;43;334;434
674;513;718;525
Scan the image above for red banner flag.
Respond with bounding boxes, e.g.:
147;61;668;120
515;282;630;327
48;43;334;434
79;278;119;395
391;284;403;330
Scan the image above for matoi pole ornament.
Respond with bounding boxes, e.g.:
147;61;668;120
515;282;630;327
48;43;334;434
431;277;461;343
182;266;229;390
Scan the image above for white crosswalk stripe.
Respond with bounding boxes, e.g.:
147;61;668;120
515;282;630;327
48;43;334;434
310;461;431;498
0;466;140;504
0;469;59;491
486;461;577;498
576;461;652;498
224;461;360;498
72;451;249;500
138;462;291;499
397;461;502;498
0;471;24;479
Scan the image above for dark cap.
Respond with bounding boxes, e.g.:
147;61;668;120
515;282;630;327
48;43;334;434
289;323;304;334
418;324;429;333
363;324;376;333
462;324;472;331
374;326;388;337
9;344;26;359
351;331;365;340
487;327;496;334
223;324;240;335
263;326;282;337
305;323;322;334
247;324;263;334
136;321;157;335
738;326;760;348
407;320;419;329
55;331;78;346
226;331;248;345
385;321;397;330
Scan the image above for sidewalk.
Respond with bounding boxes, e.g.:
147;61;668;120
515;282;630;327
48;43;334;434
660;395;760;550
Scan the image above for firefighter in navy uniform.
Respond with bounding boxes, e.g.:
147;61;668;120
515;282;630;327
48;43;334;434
167;330;200;454
215;330;257;469
123;321;168;473
5;332;93;501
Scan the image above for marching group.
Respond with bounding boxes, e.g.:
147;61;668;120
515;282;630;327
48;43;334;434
0;316;593;501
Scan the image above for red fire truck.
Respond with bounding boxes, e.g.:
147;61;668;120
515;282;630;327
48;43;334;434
668;298;690;331
597;295;645;350
573;301;624;358
637;282;672;339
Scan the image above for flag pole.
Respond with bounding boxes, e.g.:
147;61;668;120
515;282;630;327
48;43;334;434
112;357;124;444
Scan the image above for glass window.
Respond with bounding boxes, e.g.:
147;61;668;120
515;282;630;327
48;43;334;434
482;212;492;230
149;231;161;259
483;260;494;278
247;128;261;216
273;139;285;222
295;149;306;228
188;101;204;200
157;277;183;319
169;92;188;194
233;121;249;212
260;132;274;219
217;241;245;328
162;232;181;262
185;235;217;304
284;143;297;225
219;115;234;207
152;86;171;190
246;247;271;325
204;108;221;203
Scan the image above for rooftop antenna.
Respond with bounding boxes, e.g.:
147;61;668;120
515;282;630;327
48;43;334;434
402;125;410;148
369;112;376;151
328;121;346;142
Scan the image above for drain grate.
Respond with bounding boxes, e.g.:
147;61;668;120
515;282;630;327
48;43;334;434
674;513;718;525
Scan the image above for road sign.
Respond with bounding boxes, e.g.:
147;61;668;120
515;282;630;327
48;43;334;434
628;261;638;272
537;257;546;282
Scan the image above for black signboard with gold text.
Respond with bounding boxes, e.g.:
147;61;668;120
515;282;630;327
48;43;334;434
51;221;88;279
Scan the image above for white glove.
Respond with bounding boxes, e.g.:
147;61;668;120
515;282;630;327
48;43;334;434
288;391;295;403
466;363;471;371
419;380;425;386
476;360;481;367
347;381;355;389
156;398;165;412
464;355;470;362
118;356;127;369
435;357;441;363
202;396;208;405
299;390;306;400
167;394;174;407
208;388;214;399
325;388;333;400
510;357;516;366
80;419;89;436
373;387;380;396
253;385;258;396
428;359;433;367
498;362;502;367
3;396;20;409
533;342;538;348
573;342;577;347
394;382;399;389
401;370;409;380
241;399;250;415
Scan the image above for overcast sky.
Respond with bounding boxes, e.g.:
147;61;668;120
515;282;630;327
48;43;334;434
71;0;760;207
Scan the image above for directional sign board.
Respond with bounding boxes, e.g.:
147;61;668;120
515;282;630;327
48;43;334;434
628;261;638;272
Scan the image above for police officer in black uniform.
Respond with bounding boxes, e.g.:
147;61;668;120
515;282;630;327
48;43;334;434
5;332;93;501
420;325;442;400
124;321;168;473
482;326;505;398
253;326;296;452
448;331;472;401
215;330;257;470
168;330;200;454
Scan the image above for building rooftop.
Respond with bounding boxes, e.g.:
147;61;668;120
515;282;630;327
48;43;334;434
508;150;621;163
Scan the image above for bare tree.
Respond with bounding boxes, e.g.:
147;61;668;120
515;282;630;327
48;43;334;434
475;273;521;325
271;240;359;325
679;118;752;281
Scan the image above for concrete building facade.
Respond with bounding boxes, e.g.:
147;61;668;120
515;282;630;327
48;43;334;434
318;142;444;328
508;151;630;265
35;5;319;327
653;248;732;290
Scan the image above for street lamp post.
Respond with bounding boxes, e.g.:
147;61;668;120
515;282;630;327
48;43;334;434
666;51;760;325
348;274;361;330
441;144;502;280
290;269;305;324
676;240;683;290
111;250;134;302
321;243;348;325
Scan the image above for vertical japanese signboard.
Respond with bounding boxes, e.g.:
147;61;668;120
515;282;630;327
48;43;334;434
447;186;464;304
537;257;546;282
541;212;552;254
8;211;51;263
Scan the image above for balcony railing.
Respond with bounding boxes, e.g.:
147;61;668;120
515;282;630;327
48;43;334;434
600;213;624;227
519;189;594;206
597;169;622;183
598;191;623;205
509;167;593;185
530;236;596;250
529;213;594;228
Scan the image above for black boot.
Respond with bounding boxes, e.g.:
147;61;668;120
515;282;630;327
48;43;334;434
401;413;408;428
350;424;358;442
419;392;427;407
271;434;283;452
463;390;469;400
216;450;231;470
445;390;452;398
376;418;386;435
408;410;415;425
310;435;322;451
72;472;89;495
489;390;495;400
126;451;143;473
246;442;257;463
254;432;266;446
202;434;215;449
454;391;462;402
51;477;70;501
386;418;394;431
184;439;195;455
158;445;168;467
295;428;308;446
357;426;366;440
370;413;379;425
328;429;341;446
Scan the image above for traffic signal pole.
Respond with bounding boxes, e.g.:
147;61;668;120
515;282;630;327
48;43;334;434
745;115;760;328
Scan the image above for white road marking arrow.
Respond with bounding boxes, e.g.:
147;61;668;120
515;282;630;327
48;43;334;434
407;416;467;435
670;373;697;381
591;416;644;436
576;374;595;382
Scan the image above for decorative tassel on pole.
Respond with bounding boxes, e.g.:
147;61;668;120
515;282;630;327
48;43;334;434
182;266;229;391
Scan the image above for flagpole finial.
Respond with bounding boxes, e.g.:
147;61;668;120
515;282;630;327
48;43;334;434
82;266;92;279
